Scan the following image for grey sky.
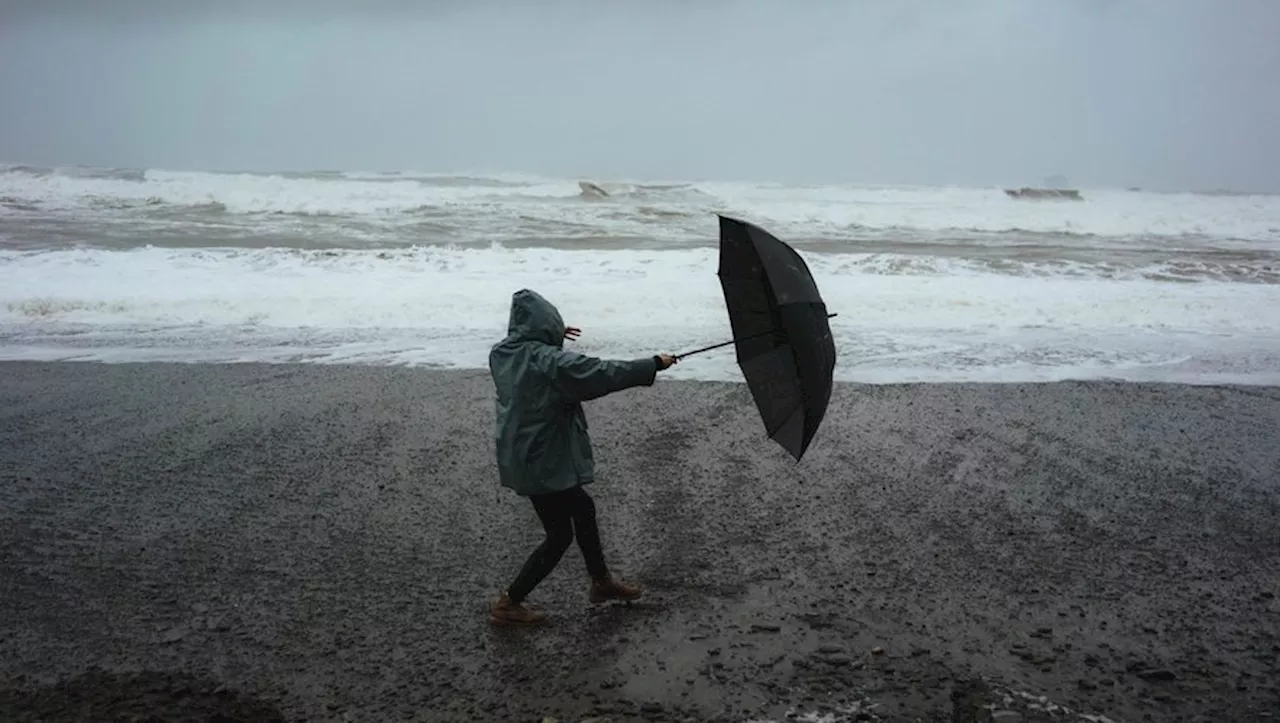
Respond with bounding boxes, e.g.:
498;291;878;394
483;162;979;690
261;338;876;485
1;0;1277;190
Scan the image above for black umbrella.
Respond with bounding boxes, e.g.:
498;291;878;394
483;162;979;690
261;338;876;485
677;215;837;461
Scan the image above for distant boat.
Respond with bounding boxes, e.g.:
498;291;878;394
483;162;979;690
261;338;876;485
578;180;610;198
1004;174;1083;200
1004;187;1083;200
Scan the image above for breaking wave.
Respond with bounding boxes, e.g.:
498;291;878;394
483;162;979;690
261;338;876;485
3;244;1279;383
2;165;1278;248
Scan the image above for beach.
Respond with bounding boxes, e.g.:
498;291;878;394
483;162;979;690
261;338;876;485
1;361;1277;722
4;2;1280;719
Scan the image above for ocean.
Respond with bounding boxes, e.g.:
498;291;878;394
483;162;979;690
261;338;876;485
2;164;1279;384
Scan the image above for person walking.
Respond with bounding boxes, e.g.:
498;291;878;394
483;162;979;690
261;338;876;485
487;289;678;626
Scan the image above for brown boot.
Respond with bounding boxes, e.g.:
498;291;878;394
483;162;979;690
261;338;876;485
489;591;548;626
589;575;643;604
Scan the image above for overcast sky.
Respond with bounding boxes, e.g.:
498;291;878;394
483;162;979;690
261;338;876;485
1;0;1276;190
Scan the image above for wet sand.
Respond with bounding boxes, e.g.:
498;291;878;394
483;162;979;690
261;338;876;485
1;361;1278;722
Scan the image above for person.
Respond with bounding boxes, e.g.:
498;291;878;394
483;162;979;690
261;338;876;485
487;289;678;626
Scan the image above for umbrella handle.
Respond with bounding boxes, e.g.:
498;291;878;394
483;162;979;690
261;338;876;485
674;313;837;361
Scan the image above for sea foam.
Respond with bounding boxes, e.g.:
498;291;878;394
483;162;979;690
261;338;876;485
3;245;1278;383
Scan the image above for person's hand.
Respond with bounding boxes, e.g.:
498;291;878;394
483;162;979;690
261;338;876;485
564;326;582;341
655;354;678;370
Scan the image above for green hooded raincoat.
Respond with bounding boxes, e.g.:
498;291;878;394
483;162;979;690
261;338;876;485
489;289;659;497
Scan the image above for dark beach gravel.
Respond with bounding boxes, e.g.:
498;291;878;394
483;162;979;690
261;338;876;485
1;362;1278;722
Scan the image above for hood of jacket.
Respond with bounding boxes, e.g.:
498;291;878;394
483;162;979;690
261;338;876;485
504;289;565;347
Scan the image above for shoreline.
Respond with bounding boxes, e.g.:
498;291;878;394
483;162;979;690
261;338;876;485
2;355;1279;389
1;361;1278;722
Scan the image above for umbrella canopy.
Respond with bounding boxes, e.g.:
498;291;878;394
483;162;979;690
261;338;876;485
706;215;836;461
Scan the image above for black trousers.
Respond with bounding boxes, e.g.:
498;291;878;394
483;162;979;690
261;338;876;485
507;485;608;603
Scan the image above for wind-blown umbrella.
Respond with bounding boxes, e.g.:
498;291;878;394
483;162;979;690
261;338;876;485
677;215;837;461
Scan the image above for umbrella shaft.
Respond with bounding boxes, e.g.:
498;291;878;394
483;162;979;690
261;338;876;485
676;313;837;360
